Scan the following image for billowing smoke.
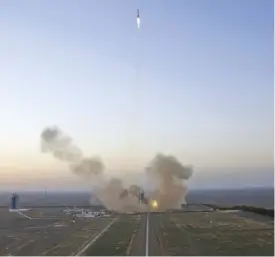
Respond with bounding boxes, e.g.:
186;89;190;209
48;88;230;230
40;127;193;213
40;126;145;213
146;153;193;211
97;179;145;213
119;185;142;199
41;127;104;179
41;127;82;163
71;157;104;178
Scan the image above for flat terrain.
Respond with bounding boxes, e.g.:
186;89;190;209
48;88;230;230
83;210;274;256
85;214;142;256
0;208;114;256
0;207;273;256
159;212;274;256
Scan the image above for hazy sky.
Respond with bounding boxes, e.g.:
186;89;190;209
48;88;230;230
0;0;273;189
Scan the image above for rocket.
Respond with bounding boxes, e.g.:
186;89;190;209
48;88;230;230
137;9;140;29
139;188;145;204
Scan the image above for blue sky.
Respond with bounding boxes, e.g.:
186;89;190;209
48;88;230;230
0;0;273;189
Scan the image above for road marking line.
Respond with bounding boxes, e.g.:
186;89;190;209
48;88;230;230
18;211;32;220
146;212;149;256
75;217;118;256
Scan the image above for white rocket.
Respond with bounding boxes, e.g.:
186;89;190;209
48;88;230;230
137;9;140;29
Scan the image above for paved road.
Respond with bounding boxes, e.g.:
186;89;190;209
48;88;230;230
130;212;165;256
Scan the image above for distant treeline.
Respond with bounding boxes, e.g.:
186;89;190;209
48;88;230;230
204;204;274;218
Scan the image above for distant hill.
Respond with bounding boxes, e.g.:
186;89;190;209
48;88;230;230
186;187;274;209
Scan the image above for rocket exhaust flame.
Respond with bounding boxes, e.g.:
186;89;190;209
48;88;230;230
137;18;140;29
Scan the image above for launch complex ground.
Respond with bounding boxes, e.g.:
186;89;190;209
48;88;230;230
0;205;273;256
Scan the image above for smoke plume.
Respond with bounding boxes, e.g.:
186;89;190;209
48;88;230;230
96;178;145;213
40;127;193;212
146;153;193;211
40;126;145;213
41;127;82;163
